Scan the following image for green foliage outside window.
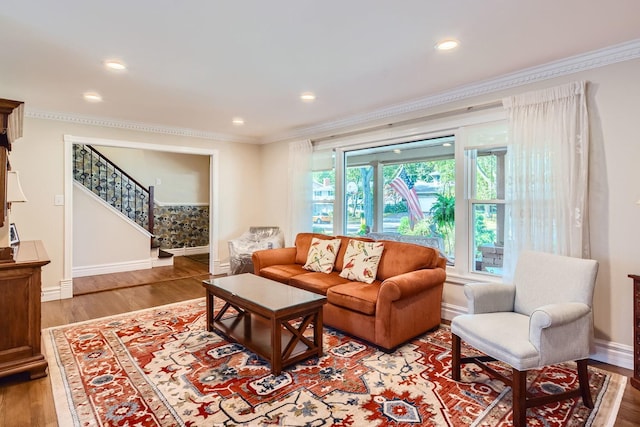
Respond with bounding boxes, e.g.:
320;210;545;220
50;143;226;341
397;217;435;236
430;193;455;255
473;210;496;258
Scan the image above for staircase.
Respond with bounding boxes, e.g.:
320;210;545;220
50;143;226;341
73;144;173;266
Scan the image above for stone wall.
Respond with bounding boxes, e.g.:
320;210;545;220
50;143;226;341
153;205;209;249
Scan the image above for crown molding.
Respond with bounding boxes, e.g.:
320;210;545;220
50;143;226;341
262;38;640;144
25;109;259;144
22;39;640;145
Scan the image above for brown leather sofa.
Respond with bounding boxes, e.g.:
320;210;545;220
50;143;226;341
252;232;447;351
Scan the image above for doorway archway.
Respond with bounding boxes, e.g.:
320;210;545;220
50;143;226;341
62;134;219;299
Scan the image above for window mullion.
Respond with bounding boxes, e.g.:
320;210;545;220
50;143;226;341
334;148;345;235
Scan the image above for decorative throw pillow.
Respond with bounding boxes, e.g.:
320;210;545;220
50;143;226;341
303;238;342;273
339;240;385;284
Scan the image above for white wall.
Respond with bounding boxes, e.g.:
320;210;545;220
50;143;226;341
9;118;263;296
73;184;150;272
259;141;292;244
259;58;640;365
92;146;210;204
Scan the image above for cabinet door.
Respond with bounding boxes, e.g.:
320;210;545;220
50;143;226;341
0;267;39;363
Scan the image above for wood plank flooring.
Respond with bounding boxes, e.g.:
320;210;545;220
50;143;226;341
0;257;638;426
72;255;211;295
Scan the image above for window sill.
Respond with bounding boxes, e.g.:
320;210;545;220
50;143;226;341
445;269;503;286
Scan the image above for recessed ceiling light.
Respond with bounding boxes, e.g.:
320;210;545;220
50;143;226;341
104;59;127;71
435;39;460;51
393;149;402;154
443;142;452;147
83;92;103;102
232;117;245;125
300;92;316;102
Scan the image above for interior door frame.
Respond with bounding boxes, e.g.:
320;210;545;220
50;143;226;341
62;134;219;299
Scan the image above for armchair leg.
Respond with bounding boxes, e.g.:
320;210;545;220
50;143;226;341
577;359;593;408
451;333;461;381
512;368;527;427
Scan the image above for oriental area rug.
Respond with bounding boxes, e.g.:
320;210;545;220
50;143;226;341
43;298;626;427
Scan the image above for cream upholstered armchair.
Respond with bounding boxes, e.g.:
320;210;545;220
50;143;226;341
450;251;599;427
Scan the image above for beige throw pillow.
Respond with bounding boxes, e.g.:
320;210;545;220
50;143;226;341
339;240;385;284
303;238;342;274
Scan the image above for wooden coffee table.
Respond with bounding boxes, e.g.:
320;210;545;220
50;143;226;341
202;273;327;375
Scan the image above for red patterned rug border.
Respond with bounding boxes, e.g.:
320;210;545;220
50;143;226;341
42;297;627;427
43;298;206;426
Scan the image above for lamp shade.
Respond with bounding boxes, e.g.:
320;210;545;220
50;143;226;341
7;171;27;203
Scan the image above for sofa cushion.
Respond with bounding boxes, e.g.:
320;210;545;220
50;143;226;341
375;240;443;280
327;281;382;315
333;235;372;271
258;264;307;284
289;272;351;295
303;238;342;273
294;233;334;265
339;240;385;284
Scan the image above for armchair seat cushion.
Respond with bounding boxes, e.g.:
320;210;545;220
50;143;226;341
327;281;382;315
451;312;539;370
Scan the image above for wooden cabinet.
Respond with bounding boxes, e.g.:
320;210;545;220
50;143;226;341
0;241;50;380
0;98;23;228
630;274;640;390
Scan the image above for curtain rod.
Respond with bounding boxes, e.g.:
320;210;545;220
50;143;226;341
311;100;503;144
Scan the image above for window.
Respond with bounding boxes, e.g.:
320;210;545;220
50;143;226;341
313;116;507;277
311;151;335;235
461;122;508;276
343;136;456;261
467;147;506;274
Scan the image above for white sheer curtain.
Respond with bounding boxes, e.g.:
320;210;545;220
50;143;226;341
502;81;590;280
286;139;313;245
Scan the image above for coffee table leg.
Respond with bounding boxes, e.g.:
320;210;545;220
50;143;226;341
205;291;213;332
271;317;282;375
314;309;323;357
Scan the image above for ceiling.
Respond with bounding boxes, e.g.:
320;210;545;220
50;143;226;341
1;1;640;144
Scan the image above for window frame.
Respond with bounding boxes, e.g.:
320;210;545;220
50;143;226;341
314;109;506;281
465;145;507;276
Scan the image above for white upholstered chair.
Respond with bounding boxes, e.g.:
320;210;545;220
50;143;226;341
450;251;599;427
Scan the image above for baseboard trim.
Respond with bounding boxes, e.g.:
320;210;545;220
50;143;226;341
72;259;152;278
591;338;634;370
41;278;73;302
152;257;175;267
441;302;467;321
42;286;61;302
215;261;230;276
161;245;209;256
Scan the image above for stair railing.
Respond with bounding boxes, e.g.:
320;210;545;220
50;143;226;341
73;144;154;235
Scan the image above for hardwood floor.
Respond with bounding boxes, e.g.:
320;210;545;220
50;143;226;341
0;256;213;427
72;254;212;295
0;258;638;426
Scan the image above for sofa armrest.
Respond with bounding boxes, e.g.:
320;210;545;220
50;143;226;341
252;247;297;274
378;268;446;302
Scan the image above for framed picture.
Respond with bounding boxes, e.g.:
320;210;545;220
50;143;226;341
9;223;19;245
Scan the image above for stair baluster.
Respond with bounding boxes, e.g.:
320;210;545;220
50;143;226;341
72;144;155;236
